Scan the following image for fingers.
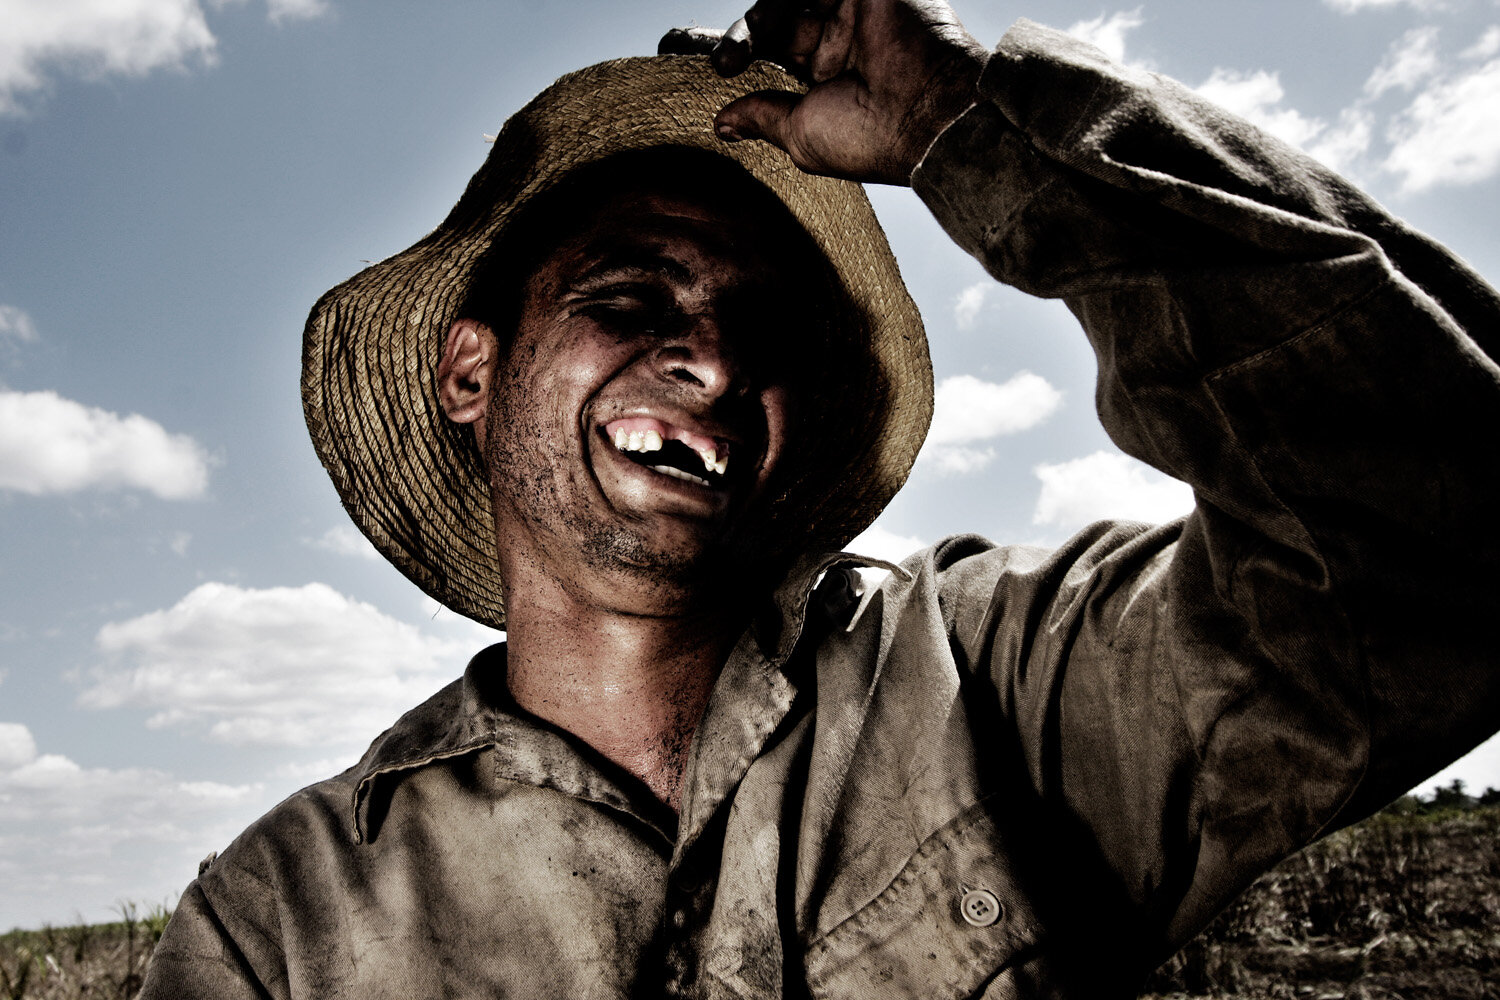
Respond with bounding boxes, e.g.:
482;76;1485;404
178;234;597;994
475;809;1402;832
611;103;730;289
714;89;802;151
808;0;854;82
784;14;828;76
712;17;753;76
658;26;724;56
712;0;841;77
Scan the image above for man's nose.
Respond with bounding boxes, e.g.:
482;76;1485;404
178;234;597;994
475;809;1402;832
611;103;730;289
654;320;743;398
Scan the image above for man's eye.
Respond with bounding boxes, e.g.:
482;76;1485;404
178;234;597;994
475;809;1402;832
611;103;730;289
579;303;652;329
576;298;672;335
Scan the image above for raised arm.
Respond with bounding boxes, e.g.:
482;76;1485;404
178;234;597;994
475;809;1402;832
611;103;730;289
685;0;1500;951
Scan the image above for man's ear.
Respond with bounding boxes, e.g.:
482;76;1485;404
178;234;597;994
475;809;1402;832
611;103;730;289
438;318;497;436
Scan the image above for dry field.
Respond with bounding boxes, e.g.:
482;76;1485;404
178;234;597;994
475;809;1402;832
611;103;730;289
0;902;169;1000
4;801;1497;999
1143;799;1500;1000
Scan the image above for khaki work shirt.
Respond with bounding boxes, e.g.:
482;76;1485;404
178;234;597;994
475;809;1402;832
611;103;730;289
142;20;1500;1000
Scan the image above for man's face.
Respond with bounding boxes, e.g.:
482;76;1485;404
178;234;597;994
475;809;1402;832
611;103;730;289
479;186;807;614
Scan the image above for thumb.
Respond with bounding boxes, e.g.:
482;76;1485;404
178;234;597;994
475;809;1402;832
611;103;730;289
715;89;802;150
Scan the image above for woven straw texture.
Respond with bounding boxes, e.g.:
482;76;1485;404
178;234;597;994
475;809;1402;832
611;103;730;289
301;55;932;630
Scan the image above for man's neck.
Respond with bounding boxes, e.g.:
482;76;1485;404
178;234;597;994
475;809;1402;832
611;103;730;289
502;591;746;813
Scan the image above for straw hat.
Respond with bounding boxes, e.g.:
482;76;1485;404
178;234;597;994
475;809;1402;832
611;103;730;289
301;56;931;630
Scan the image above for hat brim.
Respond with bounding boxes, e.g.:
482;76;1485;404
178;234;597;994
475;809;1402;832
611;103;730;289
301;56;932;630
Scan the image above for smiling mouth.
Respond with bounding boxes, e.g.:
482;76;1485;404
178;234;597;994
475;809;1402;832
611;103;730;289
604;417;731;489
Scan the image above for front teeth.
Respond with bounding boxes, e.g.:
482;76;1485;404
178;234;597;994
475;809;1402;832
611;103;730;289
613;426;728;479
615;428;664;452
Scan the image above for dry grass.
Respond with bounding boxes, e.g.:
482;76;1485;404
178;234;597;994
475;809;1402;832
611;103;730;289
1144;805;1500;999
0;902;169;1000
2;806;1496;998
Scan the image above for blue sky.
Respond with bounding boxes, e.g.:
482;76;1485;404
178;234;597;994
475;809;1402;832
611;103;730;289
2;0;1498;931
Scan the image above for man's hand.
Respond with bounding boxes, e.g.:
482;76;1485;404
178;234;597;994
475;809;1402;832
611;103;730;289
662;0;987;186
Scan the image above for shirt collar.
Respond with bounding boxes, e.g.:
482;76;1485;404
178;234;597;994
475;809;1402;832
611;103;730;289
346;549;905;845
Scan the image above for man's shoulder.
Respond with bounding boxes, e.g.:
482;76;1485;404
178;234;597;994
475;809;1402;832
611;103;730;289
867;521;1173;596
836;521;1179;646
197;672;473;892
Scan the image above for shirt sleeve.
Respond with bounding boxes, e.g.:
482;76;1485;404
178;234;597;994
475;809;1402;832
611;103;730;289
911;19;1500;951
138;879;274;1000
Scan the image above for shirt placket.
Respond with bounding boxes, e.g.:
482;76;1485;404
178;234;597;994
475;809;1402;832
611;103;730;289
661;558;869;998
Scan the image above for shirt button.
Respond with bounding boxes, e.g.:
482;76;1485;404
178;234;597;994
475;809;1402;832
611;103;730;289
960;888;1002;928
671;908;687;929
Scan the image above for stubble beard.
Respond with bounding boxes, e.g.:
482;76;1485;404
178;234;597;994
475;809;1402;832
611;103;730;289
483;413;740;608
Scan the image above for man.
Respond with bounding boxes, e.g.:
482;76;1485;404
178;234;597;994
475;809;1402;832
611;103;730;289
142;0;1500;997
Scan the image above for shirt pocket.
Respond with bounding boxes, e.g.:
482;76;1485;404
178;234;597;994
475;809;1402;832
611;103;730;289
801;799;1043;999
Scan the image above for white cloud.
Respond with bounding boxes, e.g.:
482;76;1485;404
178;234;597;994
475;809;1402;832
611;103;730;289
1304;107;1375;175
1187;25;1500;191
1365;26;1441;97
0;304;38;345
916;372;1062;477
1065;7;1146;63
1462;26;1500;61
925;444;998;475
953;283;989;331
928;373;1062;445
0;722;38;769
1192;63;1381;176
1032;449;1194;531
1;738;258;823
0;0;330;116
271;754;358;783
0;721;267;929
306;524;380;561
1196;68;1327;149
1383;52;1500;192
914;372;1062;477
80;582;482;748
266;0;327;24
0;389;212;499
844;523;928;565
1324;0;1445;11
0;0;217;114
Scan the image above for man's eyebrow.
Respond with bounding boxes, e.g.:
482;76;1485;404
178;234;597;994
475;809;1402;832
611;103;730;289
569;244;695;288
